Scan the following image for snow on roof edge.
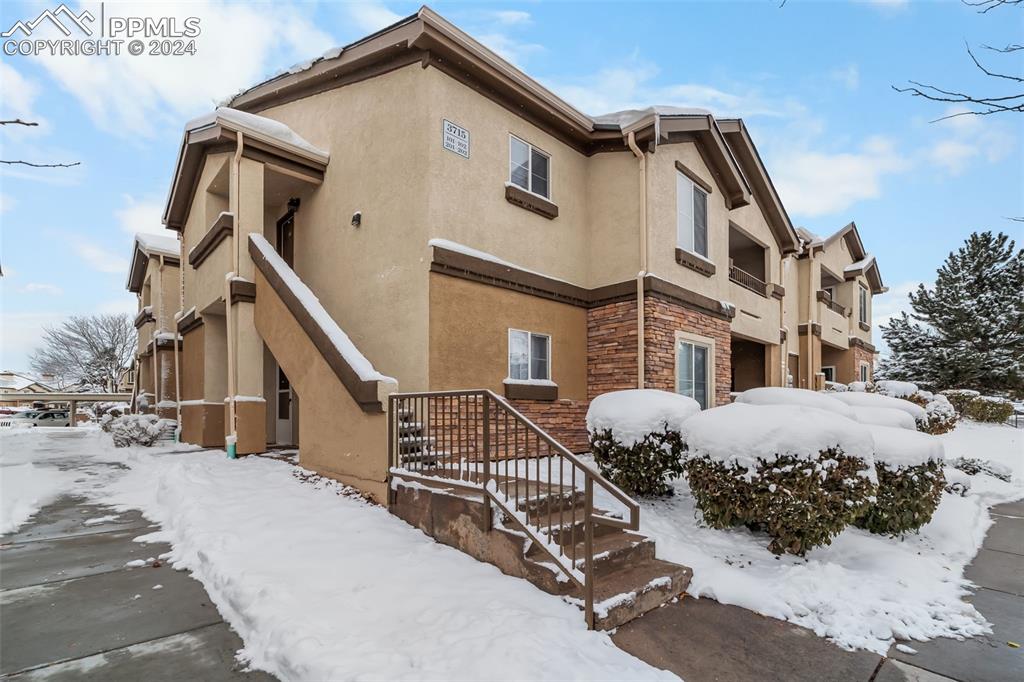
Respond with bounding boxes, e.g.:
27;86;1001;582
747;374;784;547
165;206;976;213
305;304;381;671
185;108;329;163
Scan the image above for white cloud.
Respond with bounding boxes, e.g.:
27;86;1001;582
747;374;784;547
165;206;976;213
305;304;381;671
872;280;925;355
865;0;909;10
98;296;137;314
476;33;545;69
344;1;403;34
115;195;175;238
490;10;531;26
926;106;1015;176
772;136;911;218
0;312;64;369
830;64;860;91
28;1;335;138
74;240;128;274
0;193;14;213
0;62;41;122
18;283;63;296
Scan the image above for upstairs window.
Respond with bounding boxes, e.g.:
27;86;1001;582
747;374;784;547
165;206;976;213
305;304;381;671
859;285;869;325
508;329;551;381
677;172;708;258
509;135;550;199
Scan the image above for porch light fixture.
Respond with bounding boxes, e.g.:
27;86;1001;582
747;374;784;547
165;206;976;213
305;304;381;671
351;211;362;228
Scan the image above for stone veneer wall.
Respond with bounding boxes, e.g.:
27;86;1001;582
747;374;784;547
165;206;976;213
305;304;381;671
643;293;732;407
852;344;874;382
510;398;590;453
587;299;639;399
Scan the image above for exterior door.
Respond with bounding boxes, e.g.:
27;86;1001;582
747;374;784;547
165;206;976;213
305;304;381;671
275;367;293;445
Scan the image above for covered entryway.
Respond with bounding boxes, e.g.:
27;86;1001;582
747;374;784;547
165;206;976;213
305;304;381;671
730;336;767;392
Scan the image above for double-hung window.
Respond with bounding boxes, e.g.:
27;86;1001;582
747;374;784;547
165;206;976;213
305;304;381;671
859;285;869;325
676;339;710;409
677;172;709;258
509;135;550;199
508;329;551;382
859;364;869;383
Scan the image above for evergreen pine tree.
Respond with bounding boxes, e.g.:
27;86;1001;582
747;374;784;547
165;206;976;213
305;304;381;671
879;231;1024;395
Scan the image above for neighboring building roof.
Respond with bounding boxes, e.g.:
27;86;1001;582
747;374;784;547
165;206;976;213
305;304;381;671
824;222;887;294
0;371;54;392
126;232;181;293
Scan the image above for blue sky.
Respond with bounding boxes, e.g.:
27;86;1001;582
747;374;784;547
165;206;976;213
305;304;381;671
1;0;1021;369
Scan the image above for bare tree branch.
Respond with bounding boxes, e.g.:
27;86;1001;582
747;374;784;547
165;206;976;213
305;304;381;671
0;159;81;168
1005;216;1024;222
0;119;39;127
967;44;1024;82
982;43;1024;52
963;0;1022;13
30;314;136;391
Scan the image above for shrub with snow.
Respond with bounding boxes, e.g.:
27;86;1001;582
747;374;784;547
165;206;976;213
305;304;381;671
589;391;700;497
734;387;855;419
941;389;980;414
854;426;946;537
949;456;1013;482
847;381;869;392
682;403;877;556
849;406;916;430
916;394;959;435
943;468;972;497
587;390;700;496
873;380;919;399
823;381;848;392
109;414;172;448
963;396;1014;423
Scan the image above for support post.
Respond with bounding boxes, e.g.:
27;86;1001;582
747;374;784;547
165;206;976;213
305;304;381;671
584;476;595;630
69;400;77;427
482;393;492;531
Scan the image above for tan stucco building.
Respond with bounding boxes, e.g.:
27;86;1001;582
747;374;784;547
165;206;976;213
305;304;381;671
126;233;181;418
155;7;885;501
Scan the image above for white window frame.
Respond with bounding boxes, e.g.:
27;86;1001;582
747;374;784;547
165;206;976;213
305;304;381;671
508;134;551;200
822;366;837;383
859;284;869;325
674;330;714;409
507;328;552;382
859;363;870;383
676;171;710;258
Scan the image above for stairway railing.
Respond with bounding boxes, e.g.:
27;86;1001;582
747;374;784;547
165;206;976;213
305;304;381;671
387;389;639;628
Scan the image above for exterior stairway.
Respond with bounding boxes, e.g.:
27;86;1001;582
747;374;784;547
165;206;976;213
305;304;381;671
388;392;692;630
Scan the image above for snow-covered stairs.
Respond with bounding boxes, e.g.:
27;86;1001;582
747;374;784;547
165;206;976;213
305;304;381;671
390;470;691;630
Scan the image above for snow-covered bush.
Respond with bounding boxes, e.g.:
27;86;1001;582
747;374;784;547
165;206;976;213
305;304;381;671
586;390;700;496
735;387;856;419
831;391;934;434
854;426;946;537
941;389;980;414
847;381;869;393
849;406;916;430
916;394;959;435
823;381;848;392
943;468;972;497
109;414;171;448
949;456;1012;482
96;402;129;432
682;403;877;556
964;396;1014;423
873;380;919;399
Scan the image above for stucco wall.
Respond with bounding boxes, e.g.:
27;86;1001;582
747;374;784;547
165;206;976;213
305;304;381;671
182;154;232;317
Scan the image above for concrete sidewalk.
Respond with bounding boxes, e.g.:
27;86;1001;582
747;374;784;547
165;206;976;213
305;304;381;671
0;494;274;680
613;503;1023;681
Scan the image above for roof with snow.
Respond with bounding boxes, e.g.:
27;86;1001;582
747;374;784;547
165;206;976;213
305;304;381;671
824;222;886;293
126;233;180;293
0;371;54;392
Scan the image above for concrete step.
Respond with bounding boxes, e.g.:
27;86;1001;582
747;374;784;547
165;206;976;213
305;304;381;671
526;531;655;578
587;558;692;631
400;452;439;466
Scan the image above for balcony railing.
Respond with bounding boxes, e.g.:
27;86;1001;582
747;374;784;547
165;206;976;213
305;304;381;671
817;290;847;317
729;265;767;297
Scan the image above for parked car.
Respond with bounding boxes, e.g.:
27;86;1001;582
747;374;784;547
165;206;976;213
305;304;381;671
0;410;40;428
31;410;71;427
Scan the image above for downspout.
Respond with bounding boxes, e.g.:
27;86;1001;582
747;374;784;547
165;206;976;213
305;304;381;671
626;131;648;390
805;246;816;390
155;254;164;410
225;131;244;458
778;253;787;386
173;236;183;438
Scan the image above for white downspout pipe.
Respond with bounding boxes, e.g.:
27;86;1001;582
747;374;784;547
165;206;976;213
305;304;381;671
173;235;183;435
225;132;244;457
626;131;648;390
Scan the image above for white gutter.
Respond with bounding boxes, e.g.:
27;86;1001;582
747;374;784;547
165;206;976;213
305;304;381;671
626;131;648;390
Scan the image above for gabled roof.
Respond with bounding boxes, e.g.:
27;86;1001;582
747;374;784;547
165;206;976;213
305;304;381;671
0;371;54;392
126;232;180;293
717;119;800;254
824;222;886;294
162;107;330;231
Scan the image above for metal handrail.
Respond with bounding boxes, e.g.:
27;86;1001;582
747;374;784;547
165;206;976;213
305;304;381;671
387;389;640;628
728;265;767;297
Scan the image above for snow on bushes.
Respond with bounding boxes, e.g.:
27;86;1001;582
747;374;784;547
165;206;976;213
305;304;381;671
949;456;1012;483
734;387;855;419
873;380;919;399
849;406;917;430
586;390;700;496
831;391;926;421
941;389;980;414
109;414;174;448
681;403;877;556
916;394;959;435
854;426;946;537
964;396;1014;423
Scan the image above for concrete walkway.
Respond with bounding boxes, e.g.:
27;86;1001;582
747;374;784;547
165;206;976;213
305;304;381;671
614;504;1023;681
0;492;273;680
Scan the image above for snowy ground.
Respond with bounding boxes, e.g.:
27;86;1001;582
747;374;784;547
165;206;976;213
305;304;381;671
639;420;1023;655
0;427;673;681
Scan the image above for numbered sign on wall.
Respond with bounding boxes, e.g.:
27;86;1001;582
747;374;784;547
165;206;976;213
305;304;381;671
442;119;470;158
